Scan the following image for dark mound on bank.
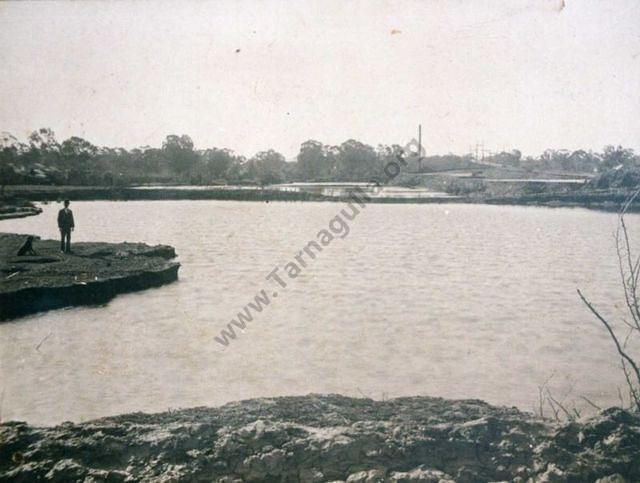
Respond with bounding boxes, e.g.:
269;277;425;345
0;199;42;220
0;233;179;320
1;395;638;482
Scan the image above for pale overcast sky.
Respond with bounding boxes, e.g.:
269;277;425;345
0;0;639;159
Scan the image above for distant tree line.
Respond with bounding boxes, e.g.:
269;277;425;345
483;146;639;173
1;128;638;186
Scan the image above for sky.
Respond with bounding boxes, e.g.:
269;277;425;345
0;0;639;160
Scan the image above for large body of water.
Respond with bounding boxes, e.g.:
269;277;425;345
0;200;636;425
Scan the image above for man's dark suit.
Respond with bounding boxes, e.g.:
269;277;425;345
57;208;75;252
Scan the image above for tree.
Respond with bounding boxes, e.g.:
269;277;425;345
26;128;60;165
28;128;59;153
162;134;197;175
297;140;327;180
491;150;522;167
225;157;244;183
60;136;97;164
0;132;25;165
336;139;377;181
203;148;235;179
139;147;166;176
247;149;287;185
566;150;599;173
0;134;23;193
377;144;404;175
602;145;636;170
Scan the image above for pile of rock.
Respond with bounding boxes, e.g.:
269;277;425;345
1;395;638;482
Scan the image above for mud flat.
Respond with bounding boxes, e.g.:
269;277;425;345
0;233;179;321
0;394;638;482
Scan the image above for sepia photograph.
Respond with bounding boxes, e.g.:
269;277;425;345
1;0;640;481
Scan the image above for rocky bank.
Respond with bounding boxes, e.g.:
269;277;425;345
0;395;638;482
0;233;179;320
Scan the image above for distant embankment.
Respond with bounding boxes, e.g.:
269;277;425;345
4;185;327;202
0;233;179;320
1;394;638;481
5;184;640;210
482;189;640;211
2;184;460;205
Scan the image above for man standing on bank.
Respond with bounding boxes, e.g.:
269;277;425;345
57;200;75;253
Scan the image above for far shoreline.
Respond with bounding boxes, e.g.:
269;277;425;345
3;183;640;213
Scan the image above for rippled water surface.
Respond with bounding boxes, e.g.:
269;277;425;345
0;200;637;425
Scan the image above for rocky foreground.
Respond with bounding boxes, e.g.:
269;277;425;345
0;395;638;482
0;233;179;320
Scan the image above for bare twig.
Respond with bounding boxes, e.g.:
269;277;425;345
577;290;640;392
620;186;640;214
546;388;575;421
621;358;640;409
580;395;602;411
617;386;626;408
578;188;640;412
536;374;555;419
615;227;640;331
619;189;640;328
537;386;545;418
620;317;638;332
545;394;561;422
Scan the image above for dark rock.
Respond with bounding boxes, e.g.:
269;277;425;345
1;396;638;482
530;407;640;482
